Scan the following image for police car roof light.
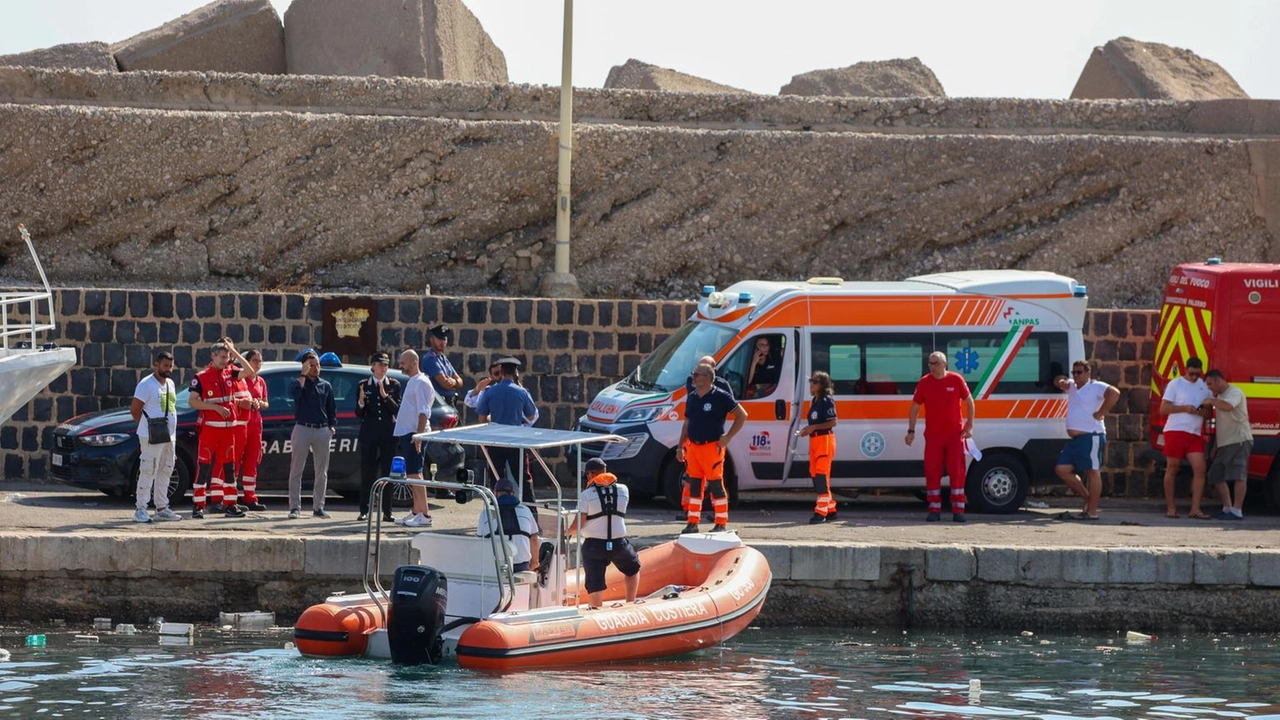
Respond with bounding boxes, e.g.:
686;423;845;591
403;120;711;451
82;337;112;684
737;292;752;304
1205;257;1222;265
318;352;343;367
1072;283;1087;298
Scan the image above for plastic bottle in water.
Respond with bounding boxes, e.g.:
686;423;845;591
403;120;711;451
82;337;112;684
389;456;406;480
25;634;46;647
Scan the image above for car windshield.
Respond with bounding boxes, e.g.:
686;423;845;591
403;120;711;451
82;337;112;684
630;321;738;393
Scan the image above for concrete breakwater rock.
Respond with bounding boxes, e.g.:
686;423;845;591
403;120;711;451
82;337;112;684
0;69;1277;305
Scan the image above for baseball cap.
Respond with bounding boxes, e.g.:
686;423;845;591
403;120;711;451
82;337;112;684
493;478;516;494
584;458;607;473
428;324;451;340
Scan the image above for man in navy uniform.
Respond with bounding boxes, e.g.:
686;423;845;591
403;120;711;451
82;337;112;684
424;324;464;405
477;356;539;505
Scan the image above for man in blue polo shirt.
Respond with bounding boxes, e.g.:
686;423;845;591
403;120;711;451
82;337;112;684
424;324;464;404
677;363;746;534
477;357;538;504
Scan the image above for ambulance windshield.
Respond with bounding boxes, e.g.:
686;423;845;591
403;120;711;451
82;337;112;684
629;321;738;392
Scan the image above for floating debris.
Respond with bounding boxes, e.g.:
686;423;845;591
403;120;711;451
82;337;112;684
93;617;113;632
73;634;99;643
115;624;137;635
1126;630;1154;642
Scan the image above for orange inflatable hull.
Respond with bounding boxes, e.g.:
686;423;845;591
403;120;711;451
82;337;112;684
455;541;771;670
294;600;383;658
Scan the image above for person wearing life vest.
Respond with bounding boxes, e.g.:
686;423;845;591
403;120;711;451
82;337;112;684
801;371;839;524
476;478;540;573
188;340;253;519
567;458;640;608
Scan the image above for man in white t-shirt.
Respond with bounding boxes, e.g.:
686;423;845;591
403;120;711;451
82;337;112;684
1160;357;1213;519
128;351;183;523
1201;369;1254;520
1053;360;1120;520
393;349;435;528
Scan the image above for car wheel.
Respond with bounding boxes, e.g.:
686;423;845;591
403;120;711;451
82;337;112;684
164;456;192;508
965;453;1029;514
661;457;684;509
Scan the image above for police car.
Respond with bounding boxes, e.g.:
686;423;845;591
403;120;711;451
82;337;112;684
50;359;464;507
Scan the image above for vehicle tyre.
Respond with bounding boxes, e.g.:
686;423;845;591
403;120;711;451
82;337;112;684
1266;462;1280;512
165;455;192;508
661;457;684;509
965;453;1029;514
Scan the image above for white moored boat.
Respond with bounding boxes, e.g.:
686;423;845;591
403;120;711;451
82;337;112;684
0;225;76;423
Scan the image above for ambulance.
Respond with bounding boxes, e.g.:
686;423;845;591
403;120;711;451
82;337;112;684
576;270;1089;513
1148;259;1280;508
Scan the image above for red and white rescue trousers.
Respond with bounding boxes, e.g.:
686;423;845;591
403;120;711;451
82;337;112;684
195;425;238;508
684;440;729;525
924;430;967;515
809;432;836;517
213;421;262;503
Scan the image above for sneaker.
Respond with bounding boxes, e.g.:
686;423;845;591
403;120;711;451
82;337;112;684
154;507;182;521
403;513;432;527
243;501;267;511
925;512;941;522
287;508;300;520
133;508;152;523
222;504;246;518
808;513;826;524
681;522;700;535
395;513;416;526
1217;510;1243;521
953;513;966;523
191;507;205;519
313;508;331;519
710;524;728;533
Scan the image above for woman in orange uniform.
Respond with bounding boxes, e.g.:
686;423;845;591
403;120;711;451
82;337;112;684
801;371;838;523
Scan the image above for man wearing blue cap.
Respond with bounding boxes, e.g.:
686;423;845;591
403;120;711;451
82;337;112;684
476;478;540;573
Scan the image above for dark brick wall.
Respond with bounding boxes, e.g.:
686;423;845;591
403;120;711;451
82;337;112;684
1;290;1162;496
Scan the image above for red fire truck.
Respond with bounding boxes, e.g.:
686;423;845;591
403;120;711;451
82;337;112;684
1148;259;1280;508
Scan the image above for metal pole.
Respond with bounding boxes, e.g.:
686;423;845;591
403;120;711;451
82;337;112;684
554;0;573;275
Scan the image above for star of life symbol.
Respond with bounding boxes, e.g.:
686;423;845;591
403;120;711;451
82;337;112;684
955;347;980;374
860;431;885;458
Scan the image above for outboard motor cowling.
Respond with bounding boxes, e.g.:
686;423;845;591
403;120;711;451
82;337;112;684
388;566;448;665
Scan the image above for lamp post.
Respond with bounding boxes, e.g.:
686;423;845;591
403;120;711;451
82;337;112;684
539;0;582;298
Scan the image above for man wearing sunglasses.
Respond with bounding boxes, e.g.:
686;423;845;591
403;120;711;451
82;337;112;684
906;352;975;522
1159;357;1212;519
1052;361;1120;520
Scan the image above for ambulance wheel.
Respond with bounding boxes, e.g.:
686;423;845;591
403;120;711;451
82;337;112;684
965;453;1028;514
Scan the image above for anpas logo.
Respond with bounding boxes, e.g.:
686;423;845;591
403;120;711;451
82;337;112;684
749;432;771;452
1002;307;1039;327
860;431;886;459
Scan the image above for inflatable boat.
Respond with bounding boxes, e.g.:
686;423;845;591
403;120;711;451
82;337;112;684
294;426;772;669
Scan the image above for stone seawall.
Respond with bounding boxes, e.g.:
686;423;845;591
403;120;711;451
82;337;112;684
0;68;1277;306
3;533;1279;631
1;289;1162;498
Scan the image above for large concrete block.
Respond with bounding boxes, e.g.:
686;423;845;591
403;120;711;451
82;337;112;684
1108;548;1159;584
604;59;747;95
1157;550;1195;584
781;58;945;98
1062;548;1108;584
305;537;412;577
114;0;285;74
790;544;879;581
0;42;117;72
31;535;151;574
751;542;791;581
1250;552;1280;587
925;546;975;582
1017;549;1064;582
975;547;1019;582
1070;37;1248;101
285;0;507;82
1194;550;1249;585
153;535;241;573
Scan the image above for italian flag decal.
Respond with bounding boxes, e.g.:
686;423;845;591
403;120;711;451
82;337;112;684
973;325;1034;399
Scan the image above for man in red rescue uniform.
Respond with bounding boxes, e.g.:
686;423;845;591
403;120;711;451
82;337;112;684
189;340;253;518
906;351;976;523
217;349;268;511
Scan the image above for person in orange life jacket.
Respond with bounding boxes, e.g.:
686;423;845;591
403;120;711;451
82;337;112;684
476;478;541;573
567;458;640;608
801;371;839;524
677;363;747;534
906;351;975;523
357;352;402;523
677;355;734;521
188;339;256;519
218;349;268;512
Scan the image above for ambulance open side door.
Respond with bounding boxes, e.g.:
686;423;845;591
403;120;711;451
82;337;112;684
724;327;800;486
779;328;807;486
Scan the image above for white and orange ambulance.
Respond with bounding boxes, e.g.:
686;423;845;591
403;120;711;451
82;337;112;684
577;270;1089;513
1148;259;1280;508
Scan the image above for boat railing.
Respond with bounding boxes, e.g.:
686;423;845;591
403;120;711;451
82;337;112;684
366;476;516;623
1;225;58;351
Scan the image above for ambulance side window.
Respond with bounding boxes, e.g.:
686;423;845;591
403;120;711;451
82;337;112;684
812;333;929;395
935;332;1069;394
723;334;785;399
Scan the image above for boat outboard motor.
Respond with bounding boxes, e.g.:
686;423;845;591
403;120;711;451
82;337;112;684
388;566;448;665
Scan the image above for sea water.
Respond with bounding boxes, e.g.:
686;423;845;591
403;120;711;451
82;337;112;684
0;627;1277;719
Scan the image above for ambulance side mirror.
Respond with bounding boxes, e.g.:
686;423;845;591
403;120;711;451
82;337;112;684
775;399;787;421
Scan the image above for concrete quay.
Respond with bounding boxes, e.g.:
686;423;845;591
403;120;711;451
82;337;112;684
1;485;1278;632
